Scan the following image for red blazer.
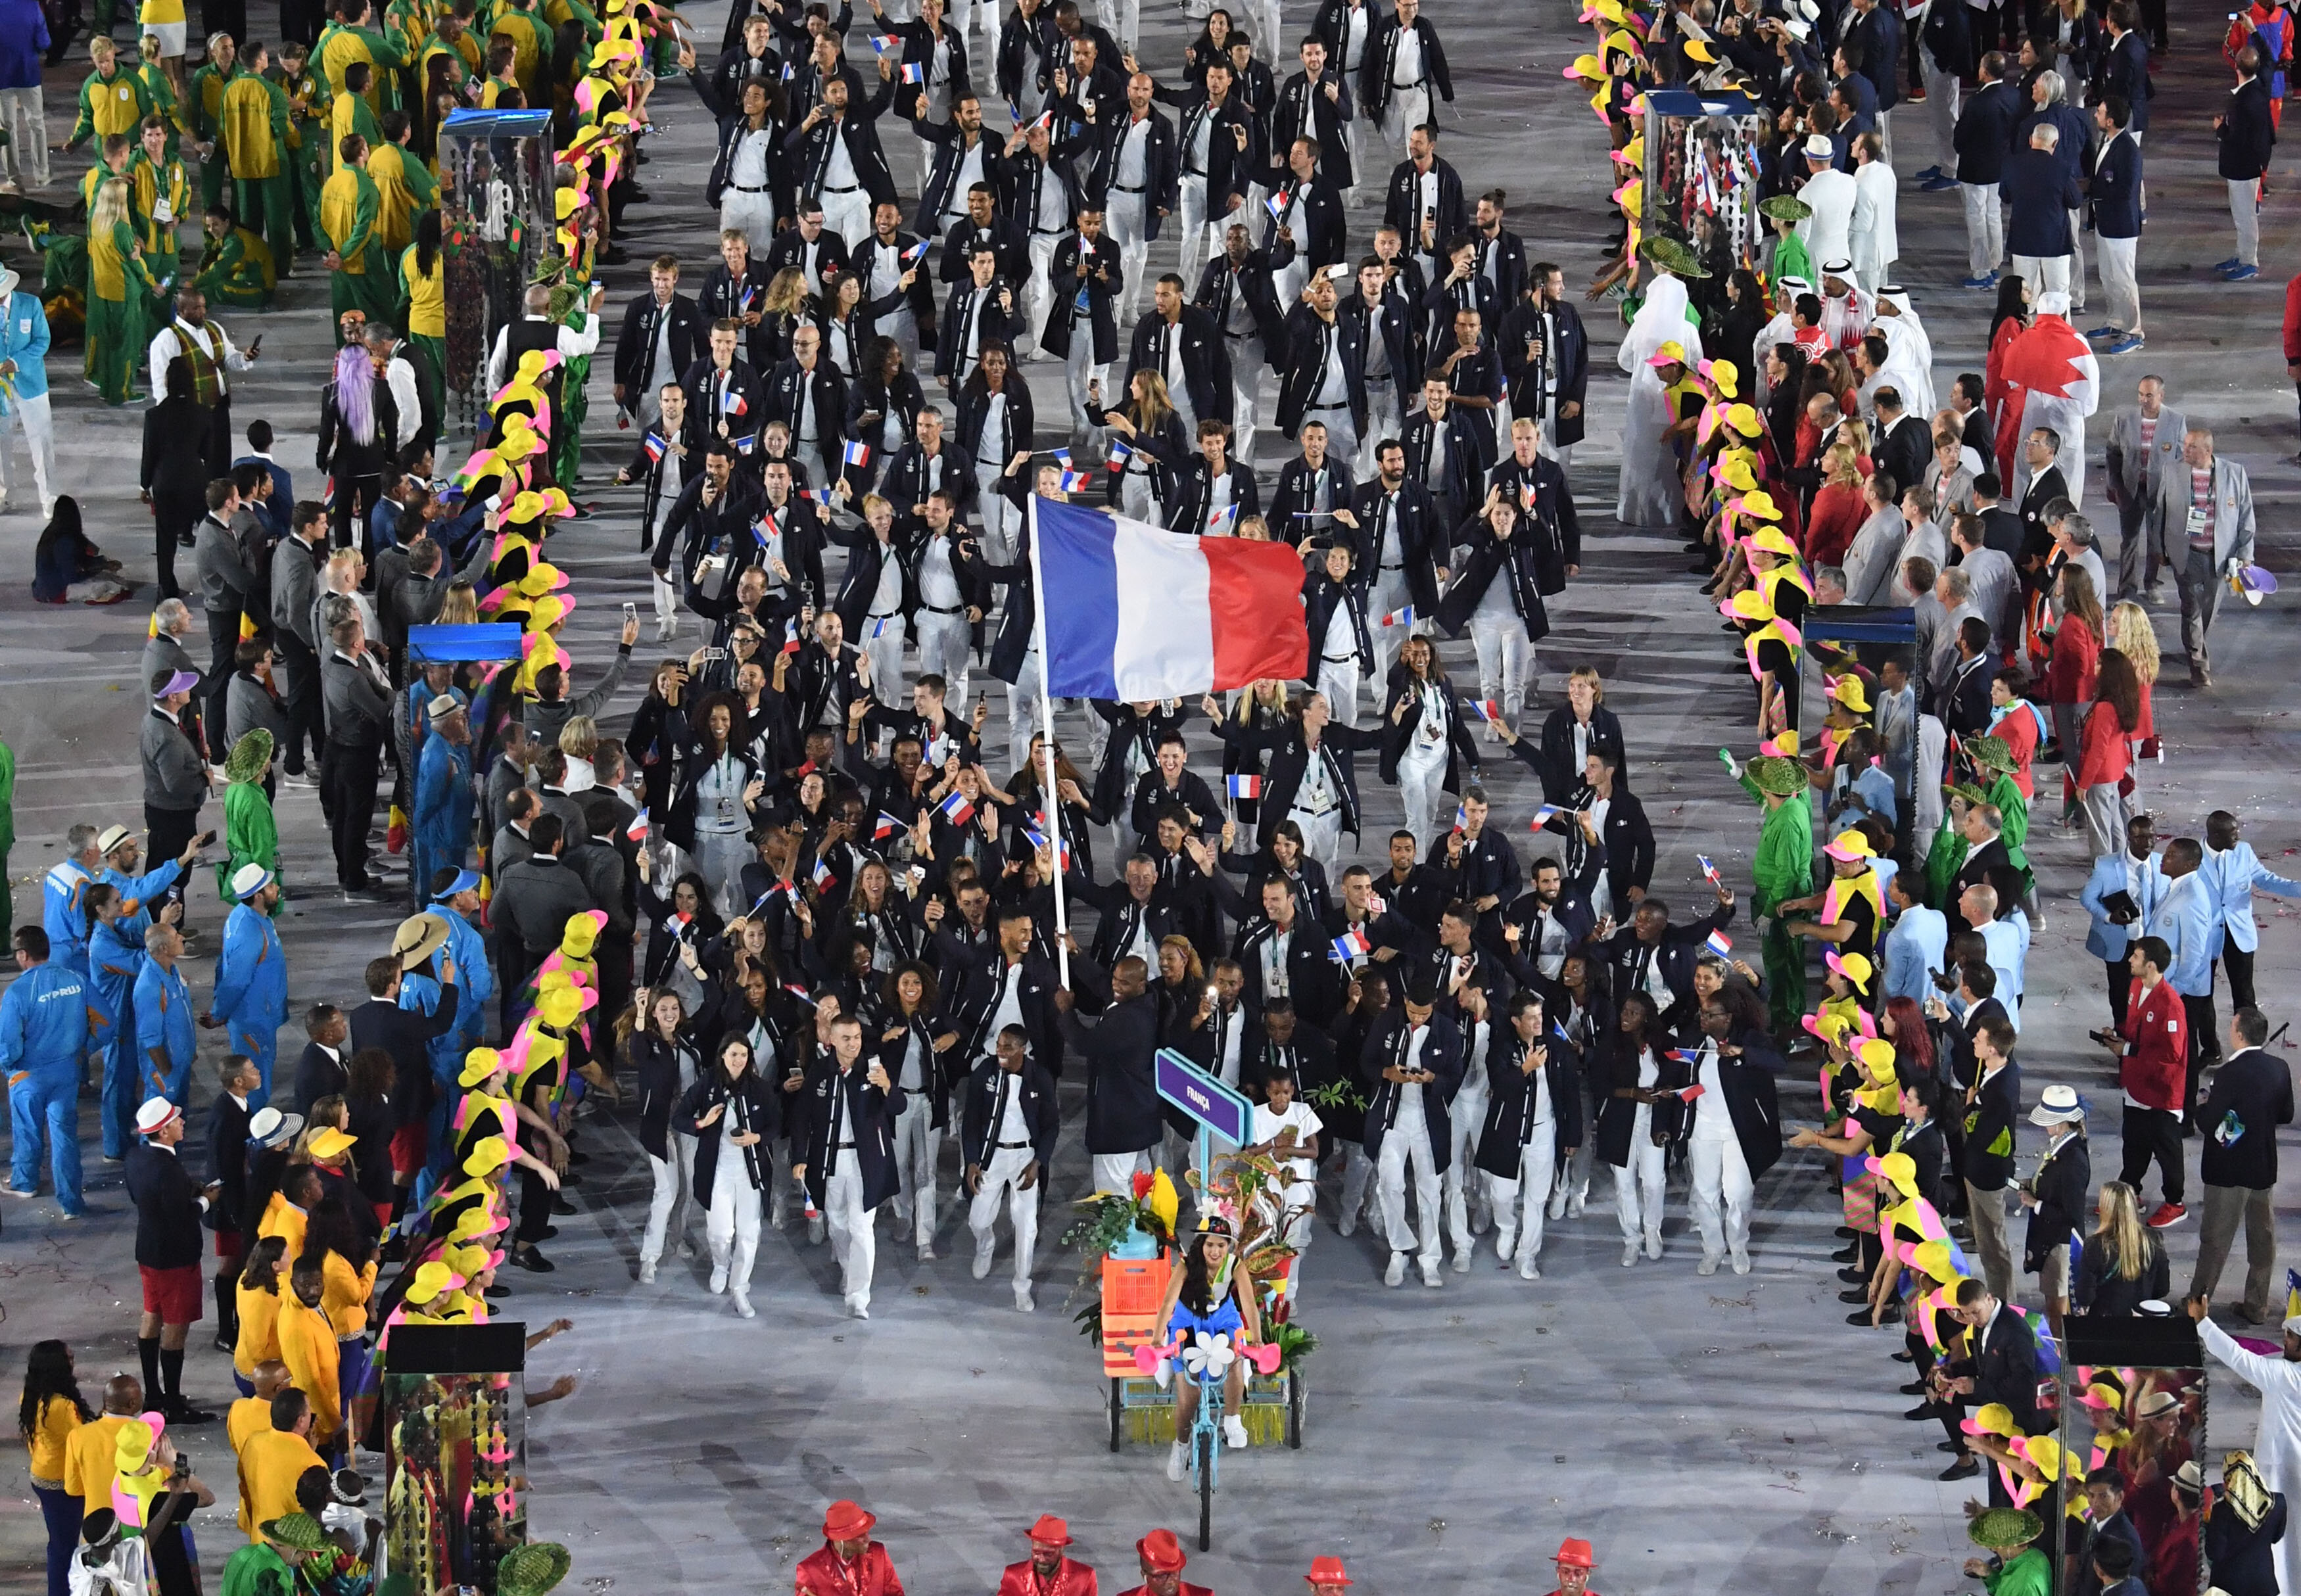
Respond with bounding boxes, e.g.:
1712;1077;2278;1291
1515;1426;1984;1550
1804;480;1866;568
2044;613;2098;705
2119;975;2187;1114
796;1544;905;1596
2077;699;2133;789
997;1560;1098;1596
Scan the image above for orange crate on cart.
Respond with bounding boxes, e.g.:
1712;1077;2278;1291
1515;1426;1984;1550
1099;1251;1171;1377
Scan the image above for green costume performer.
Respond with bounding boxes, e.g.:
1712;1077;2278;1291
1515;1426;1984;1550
219;730;283;906
1926;736;2031;906
195;221;277;307
320;158;398;325
1739;753;1814;1037
552;296;592;486
222;1513;328;1596
1968;1509;2050;1596
218;68;297;276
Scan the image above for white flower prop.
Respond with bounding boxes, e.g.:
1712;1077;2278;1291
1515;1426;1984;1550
1182;1333;1237;1380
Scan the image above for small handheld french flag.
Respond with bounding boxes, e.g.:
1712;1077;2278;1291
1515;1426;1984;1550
1465;697;1502;722
874;811;905;840
1452;804;1469;833
1379;604;1415;628
1264;192;1285;221
1331;924;1371;963
642;431;668;463
1022;824;1072;871
1206;504;1239;532
738;283;756;313
783;619;803;655
1106;436;1133;473
843;438;872;468
625;807;651;841
811;858;837;890
1051;448;1073;467
903;238;932;263
1528;804;1561;831
1227;774;1261;799
870;32;899;52
902;62;925;82
734;433;758;454
1697;855;1721;887
939;789;977;827
1058;469;1093;492
723;388;749;417
1704;929;1734;958
801;487;834;505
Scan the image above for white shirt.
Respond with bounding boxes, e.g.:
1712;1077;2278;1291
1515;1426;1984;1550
148;317;253;402
868;538;904;616
986;960;1026;1055
992;1065;1032;1144
1115;117;1151;188
1391;26;1425;88
920;532;962;606
1319;601;1357;663
823;120;860;189
1692;1037;1733;1140
1253;1100;1323;1186
1291;745;1339;818
1314;323;1350;406
1259;926;1293;999
1395;1023;1431;1134
975;392;1008;467
485;310;603;390
732;126;774;188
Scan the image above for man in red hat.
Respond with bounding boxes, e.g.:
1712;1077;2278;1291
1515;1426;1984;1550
1304;1555;1351;1595
1112;1530;1210;1596
996;1514;1096;1596
1547;1537;1598;1596
795;1501;904;1596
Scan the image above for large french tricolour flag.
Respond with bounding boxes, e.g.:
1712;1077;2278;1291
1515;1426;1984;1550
1035;498;1308;700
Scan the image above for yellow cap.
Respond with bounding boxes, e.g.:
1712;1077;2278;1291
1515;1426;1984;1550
459;1048;504;1089
462;1136;511;1177
308;1126;357;1160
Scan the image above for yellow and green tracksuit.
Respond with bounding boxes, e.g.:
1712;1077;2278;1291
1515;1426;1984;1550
220;72;296;277
87;222;162;404
367;141;438;258
128;151;193;293
196;224;277;307
69;66;154;152
188;59;240;210
320;164;398;324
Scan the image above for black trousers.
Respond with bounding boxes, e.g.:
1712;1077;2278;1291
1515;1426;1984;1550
2181;989;2219;1125
2220;947;2258;1013
2106;958;2131;1031
275;634;322;775
517;1162;554;1244
201;397;235;482
143;804;201;926
204;607;239;761
153;490;202;601
323;740;381;887
330;473;383;559
2120;1103;2185;1206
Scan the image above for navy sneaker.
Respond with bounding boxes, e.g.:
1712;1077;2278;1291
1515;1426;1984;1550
1914;164;1943;181
1920;175;1959;192
2103;334;2145;355
1960;273;1995;289
2223;264;2261;281
2085;325;2119;340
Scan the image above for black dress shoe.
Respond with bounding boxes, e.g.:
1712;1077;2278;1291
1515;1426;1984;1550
1834;1226;1857;1240
537;1224;560;1240
1838;1265;1869;1283
1937;1440;1963;1453
1899;1380;1928;1396
485;1283;510;1299
1844;1307;1880;1325
510;1247;556;1273
1891;1350;1915;1363
1839;1287;1870;1303
1939;1457;1981;1481
568;1149;592;1166
1903;1402;1939;1420
163;1399;216;1425
551;1195;577;1215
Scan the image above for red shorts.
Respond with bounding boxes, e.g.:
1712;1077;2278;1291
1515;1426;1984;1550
140;1264;204;1323
214;1227;243;1261
390;1122;427;1178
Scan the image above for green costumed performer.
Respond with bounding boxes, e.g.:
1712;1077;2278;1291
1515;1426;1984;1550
219;728;283;908
1735;751;1814;1038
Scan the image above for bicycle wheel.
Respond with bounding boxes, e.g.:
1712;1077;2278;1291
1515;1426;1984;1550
1196;1424;1215;1551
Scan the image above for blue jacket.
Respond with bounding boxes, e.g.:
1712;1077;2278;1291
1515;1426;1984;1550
133;959;197;1100
231;453;293;513
2080;848;2167;964
2201;841;2301;956
100;858;183;939
2219;77;2277;181
1850;3;1899;112
42;861;95;977
1953;80;2017;185
2002;147;2079;257
87;920;145;1052
2088;129;2141;239
414;731;474;852
0;287;52;405
429;904;494;1048
0;961;97;1078
397;968;463;1087
211;902;289;1035
2100;30;2151;133
1882;904;1947;1007
2155;873;2216;998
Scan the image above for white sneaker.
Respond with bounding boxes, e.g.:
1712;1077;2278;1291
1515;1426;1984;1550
1450;1249;1471;1274
708;1265;728;1294
1644;1231;1663;1260
1546;1188;1568;1221
1517;1258;1541;1280
1167;1441;1189;1482
638;1259;657;1284
918;1241;937;1261
846;1298;870;1319
1730;1248;1751;1275
676;1238;698;1261
893;1199;913;1227
1621;1242;1639;1267
1420;1260;1443;1289
1567;1192;1586;1218
1383;1252;1406;1287
808;1215;827;1245
1494;1228;1517;1263
732;1290;757;1319
1014;1282;1035;1312
1222;1415;1248;1449
1337;1215;1356;1238
972;1242;995;1280
1697;1252;1721;1277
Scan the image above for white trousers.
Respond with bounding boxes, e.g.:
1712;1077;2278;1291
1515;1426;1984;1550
1065;339;1108;437
1315;658;1361;730
1688;1131;1754;1261
822;1163;878;1310
719;190;776;257
1358;388;1402;479
1469;619;1535;722
913;610;972;707
0;391;57;515
1003;649;1050;774
1395;741;1447;845
820;189;874;259
967;1144;1040;1286
642;1136;698;1264
1960;183;2003;277
1375;1121;1442;1267
0;88;49;189
1379;87;1431;157
889;1096;939;1247
2065;208;2087;308
1613;1105;1665;1243
1537;414;1575;479
1442;1081;1489;1251
1365;569;1410;680
1487;1133;1557;1269
2231;177;2262;268
1225;335;1263;463
694;830;751;921
1025;235;1061;356
1177;174;1220;284
2009;251;2071;298
2097;233;2141;333
650;569;680;624
975;459;1020;563
706;1169;763;1293
861;614;907;704
1104;192;1152;321
1092;1148;1154;1196
1922;62;1960;172
1099;0;1137;47
1335;1138;1378;1223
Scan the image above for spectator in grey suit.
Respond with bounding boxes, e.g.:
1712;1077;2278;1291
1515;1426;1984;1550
2104;377;2185;602
1949;513;2018;645
2155;428;2256;688
1841;475;1906;605
268;502;329;786
1920;563;1981;690
1889;486;1947;605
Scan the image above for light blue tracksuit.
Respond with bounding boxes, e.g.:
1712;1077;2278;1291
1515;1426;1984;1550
99;857;184;939
41;861;94;978
87;920;147;1158
133;958;197;1106
413;730;474;908
4;960;100;1211
211;901;287;1110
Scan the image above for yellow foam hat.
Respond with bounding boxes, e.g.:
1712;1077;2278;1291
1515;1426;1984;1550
1857;1038;1898;1081
1751;526;1801;559
1566;52;1607;80
559;910;607;958
459;1047;505;1089
525;595;571;633
516;563;569;597
1722;588;1774;621
1874;1148;1918;1196
406;1259;464;1304
1705;358;1738;397
554;187;583;221
1832;675;1873;713
308;1126;357;1160
1685;37;1716;60
114;1419;157;1474
462;1135;511;1177
1731;490;1783;523
1719;456;1759;492
1724;402;1763;436
536;985;586;1030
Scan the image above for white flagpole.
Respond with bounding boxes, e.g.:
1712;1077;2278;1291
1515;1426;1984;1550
1026;492;1072;989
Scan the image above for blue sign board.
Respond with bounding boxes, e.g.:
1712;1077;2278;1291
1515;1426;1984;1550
1155;1048;1252;1144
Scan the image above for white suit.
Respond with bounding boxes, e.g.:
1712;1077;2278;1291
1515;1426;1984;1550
1614;273;1703;528
1796;166;1859;271
2199;1317;2301;1596
1848;160;1899;293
